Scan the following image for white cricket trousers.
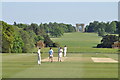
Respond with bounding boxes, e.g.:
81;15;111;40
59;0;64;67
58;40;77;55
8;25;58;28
58;53;62;62
38;54;41;64
64;51;66;57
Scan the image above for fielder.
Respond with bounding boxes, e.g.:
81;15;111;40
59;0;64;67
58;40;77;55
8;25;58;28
49;48;54;62
37;48;41;65
64;45;67;57
58;47;63;62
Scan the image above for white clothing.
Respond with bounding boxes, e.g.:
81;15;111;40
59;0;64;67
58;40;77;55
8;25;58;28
59;53;62;57
64;47;67;57
50;49;54;53
64;47;67;52
59;49;63;57
38;56;41;64
38;49;41;55
38;49;41;64
58;49;63;61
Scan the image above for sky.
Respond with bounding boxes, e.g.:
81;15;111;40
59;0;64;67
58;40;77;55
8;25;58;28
1;2;118;26
118;2;120;21
1;0;120;2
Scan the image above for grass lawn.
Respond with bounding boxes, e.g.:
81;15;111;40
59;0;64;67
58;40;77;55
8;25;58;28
49;32;118;53
2;32;119;78
0;54;2;79
2;53;118;78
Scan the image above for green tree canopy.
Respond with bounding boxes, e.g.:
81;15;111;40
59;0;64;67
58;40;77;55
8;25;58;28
2;21;14;53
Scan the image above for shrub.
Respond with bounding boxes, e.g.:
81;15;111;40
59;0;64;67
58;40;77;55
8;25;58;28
53;42;60;47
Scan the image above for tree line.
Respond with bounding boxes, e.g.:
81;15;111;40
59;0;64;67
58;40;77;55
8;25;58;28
85;21;120;48
1;21;76;53
85;21;120;36
15;22;76;37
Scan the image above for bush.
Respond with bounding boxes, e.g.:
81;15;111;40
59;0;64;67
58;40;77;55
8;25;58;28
43;35;53;47
97;44;103;48
53;42;60;47
97;35;119;48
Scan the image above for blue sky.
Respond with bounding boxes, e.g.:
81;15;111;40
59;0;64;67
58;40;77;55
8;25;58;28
1;0;119;2
2;2;118;26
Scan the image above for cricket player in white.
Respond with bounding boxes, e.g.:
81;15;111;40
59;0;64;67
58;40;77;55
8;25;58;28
58;47;63;62
37;48;41;65
64;45;67;57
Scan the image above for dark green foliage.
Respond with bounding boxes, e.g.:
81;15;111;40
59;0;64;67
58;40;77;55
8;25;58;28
115;21;120;40
16;22;55;48
1;21;75;53
66;24;76;32
115;21;120;34
19;30;35;53
23;22;75;38
38;24;46;36
43;22;75;37
98;28;105;37
53;42;60;47
30;23;39;35
35;35;44;42
50;26;64;37
106;21;116;33
11;35;24;53
43;35;53;47
85;21;118;36
97;35;119;48
0;21;2;53
85;22;96;32
16;23;28;28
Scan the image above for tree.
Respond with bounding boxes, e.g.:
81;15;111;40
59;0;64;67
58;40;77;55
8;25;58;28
19;30;33;53
50;26;64;37
117;22;120;39
0;21;2;53
13;22;17;26
43;35;53;47
105;22;110;33
53;42;60;47
97;35;119;48
35;35;44;42
30;23;39;34
11;35;24;53
2;21;14;53
85;22;94;32
85;21;118;36
92;21;99;32
106;21;116;33
66;24;76;32
98;28;105;37
114;21;120;35
16;23;28;28
38;24;46;36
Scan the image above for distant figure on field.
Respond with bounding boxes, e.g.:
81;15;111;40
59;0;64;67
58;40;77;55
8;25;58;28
37;48;41;65
49;48;54;62
58;47;63;62
58;47;60;54
64;45;67;57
